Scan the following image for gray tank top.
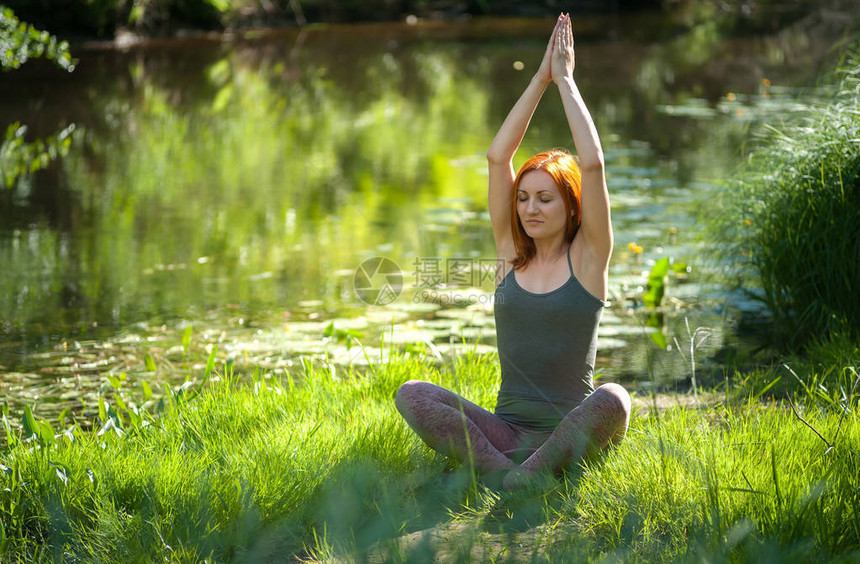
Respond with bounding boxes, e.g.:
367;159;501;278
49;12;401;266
493;249;605;432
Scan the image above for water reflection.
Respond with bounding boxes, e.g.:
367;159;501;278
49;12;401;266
0;13;849;419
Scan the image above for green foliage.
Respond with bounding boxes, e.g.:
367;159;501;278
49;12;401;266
638;257;690;350
731;332;860;406
0;122;76;188
0;6;74;71
1;0;221;36
0;7;78;188
643;257;688;309
714;47;860;350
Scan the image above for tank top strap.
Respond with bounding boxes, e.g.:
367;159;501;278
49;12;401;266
566;247;574;278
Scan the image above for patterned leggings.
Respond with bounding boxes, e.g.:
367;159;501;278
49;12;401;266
394;380;631;489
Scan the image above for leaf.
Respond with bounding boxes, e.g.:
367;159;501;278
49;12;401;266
648;257;671;282
127;407;142;428
2;413;16;447
144;354;157;373
22;405;38;442
106;405;124;431
182;325;193;354
650;329;668;350
107;375;121;390
97;411;125;438
58;407;70;427
211;84;234;113
98;397;106;423
114;394;128;414
323;322;335;338
643;257;671;308
60;426;75;446
141;380;153;400
37;419;56;447
204;345;217;380
323;322;363;344
50;461;69;486
96;418;115;437
646;312;668;350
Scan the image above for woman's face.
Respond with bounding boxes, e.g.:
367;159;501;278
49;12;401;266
516;170;568;240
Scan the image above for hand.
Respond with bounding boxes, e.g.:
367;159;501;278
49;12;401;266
551;13;575;84
535;15;563;84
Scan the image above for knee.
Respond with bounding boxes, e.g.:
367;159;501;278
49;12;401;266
394;379;430;416
596;382;632;423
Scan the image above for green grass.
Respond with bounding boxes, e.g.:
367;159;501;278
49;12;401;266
712;46;860;350
2;352;859;562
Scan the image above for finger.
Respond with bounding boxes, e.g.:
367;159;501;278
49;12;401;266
548;16;561;48
564;15;572;47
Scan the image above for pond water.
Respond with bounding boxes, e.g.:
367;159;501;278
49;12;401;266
0;10;848;421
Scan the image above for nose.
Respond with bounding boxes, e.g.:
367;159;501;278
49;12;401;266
526;198;539;215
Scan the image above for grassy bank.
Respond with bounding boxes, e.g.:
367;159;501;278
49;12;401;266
2;352;858;562
0;0;637;37
712;47;860;351
0;0;829;38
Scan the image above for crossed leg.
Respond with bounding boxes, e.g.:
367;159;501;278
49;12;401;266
394;380;522;474
394;380;631;488
503;382;631;489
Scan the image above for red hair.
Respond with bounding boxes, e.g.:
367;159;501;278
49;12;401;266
510;150;582;271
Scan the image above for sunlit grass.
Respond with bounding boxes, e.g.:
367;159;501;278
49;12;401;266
1;351;858;562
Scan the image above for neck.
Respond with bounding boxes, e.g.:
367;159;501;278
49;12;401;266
531;236;568;264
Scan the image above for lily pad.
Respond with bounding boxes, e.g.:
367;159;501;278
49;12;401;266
434;310;494;326
388;302;441;315
281;340;328;355
370;326;435;345
597;338;628;350
599;325;657;337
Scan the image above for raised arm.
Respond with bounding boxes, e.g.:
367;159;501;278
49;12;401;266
553;14;612;268
487;16;562;255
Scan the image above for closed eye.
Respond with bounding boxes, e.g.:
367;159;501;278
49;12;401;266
518;197;553;203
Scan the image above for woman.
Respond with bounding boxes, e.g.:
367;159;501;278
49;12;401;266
395;14;631;490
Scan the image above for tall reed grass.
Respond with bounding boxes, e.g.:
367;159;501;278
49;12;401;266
712;46;860;350
1;352;858;562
